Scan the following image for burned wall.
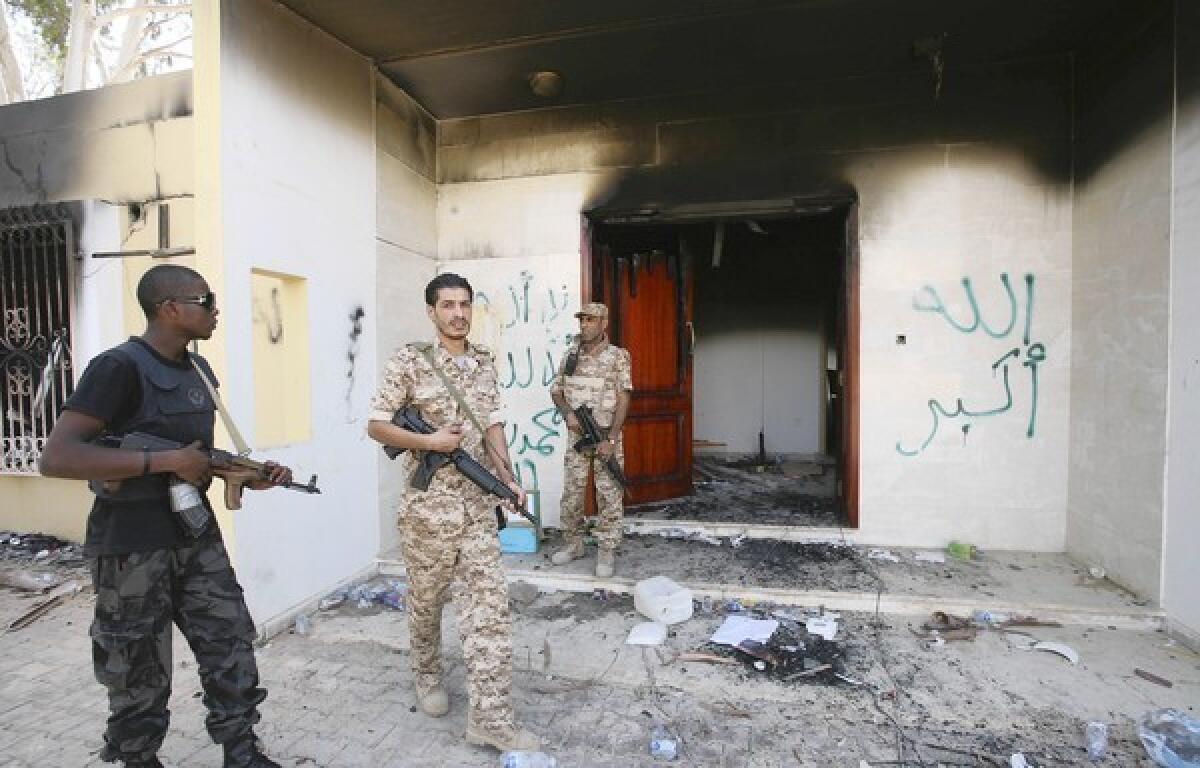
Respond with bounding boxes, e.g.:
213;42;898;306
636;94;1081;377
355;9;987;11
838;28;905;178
0;72;193;207
1066;5;1174;601
375;74;438;553
437;58;1075;550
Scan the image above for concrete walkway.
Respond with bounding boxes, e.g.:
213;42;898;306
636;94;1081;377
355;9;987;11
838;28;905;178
0;549;1196;767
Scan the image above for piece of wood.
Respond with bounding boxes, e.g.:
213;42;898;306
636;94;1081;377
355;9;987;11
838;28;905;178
1134;668;1173;688
679;651;738;665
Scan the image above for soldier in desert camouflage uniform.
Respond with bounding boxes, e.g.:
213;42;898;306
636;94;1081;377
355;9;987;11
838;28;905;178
549;302;633;578
367;273;539;753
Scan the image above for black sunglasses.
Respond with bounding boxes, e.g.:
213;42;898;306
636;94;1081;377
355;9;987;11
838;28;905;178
160;292;217;311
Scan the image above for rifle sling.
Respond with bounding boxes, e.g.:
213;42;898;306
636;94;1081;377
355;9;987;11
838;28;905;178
415;346;490;437
190;356;252;457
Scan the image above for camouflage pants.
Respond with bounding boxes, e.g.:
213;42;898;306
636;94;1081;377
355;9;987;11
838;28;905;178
559;437;625;551
89;536;265;764
398;482;514;731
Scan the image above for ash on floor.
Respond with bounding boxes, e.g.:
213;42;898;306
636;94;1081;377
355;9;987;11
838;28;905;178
627;455;842;526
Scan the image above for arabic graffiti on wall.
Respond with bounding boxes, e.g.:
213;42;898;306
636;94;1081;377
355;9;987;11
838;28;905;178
464;259;577;525
896;272;1045;456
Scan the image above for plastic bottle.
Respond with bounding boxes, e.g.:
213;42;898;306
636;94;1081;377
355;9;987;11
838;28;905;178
649;725;678;760
1085;721;1109;761
501;751;557;768
293;614;312;636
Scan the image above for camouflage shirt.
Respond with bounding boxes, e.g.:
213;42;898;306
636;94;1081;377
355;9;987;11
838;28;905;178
550;340;633;427
369;340;507;494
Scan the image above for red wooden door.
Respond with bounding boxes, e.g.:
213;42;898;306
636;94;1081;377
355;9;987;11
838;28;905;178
604;246;694;503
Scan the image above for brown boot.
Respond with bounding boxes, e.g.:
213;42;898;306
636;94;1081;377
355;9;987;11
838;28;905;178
595;549;615;578
465;721;541;751
550;538;585;566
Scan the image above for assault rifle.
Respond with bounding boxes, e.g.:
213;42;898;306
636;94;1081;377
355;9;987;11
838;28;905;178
572;405;627;488
97;432;321;510
384;406;535;529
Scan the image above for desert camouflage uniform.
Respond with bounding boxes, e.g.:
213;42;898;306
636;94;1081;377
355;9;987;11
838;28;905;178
551;341;633;552
368;340;515;731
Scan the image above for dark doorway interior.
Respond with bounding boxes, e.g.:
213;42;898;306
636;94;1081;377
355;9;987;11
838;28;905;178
588;208;856;527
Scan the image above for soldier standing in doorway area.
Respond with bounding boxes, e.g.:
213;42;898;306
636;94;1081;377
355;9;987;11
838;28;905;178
366;272;540;753
549;302;633;577
38;265;291;768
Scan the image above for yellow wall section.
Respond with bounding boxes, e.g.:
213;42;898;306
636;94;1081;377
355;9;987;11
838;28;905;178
250;270;311;447
0;476;90;542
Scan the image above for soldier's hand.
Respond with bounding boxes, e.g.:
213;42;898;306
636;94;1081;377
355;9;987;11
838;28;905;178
505;480;527;510
597;440;615;459
249;460;293;490
425;423;464;453
565;413;581;433
170;441;212;487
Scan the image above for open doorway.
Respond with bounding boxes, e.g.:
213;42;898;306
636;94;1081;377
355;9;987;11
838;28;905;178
586;205;858;527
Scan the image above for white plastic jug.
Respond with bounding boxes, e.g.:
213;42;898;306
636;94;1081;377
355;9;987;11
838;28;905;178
633;576;693;624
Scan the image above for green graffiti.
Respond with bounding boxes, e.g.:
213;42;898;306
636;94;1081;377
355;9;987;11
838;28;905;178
897;273;1045;456
913;273;1019;338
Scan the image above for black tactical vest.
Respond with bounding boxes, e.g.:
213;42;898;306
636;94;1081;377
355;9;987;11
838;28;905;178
90;340;218;502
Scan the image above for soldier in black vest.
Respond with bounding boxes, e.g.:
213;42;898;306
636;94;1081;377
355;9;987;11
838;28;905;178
40;265;290;768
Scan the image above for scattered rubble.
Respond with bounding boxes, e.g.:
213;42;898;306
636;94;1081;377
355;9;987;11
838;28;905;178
0;531;83;566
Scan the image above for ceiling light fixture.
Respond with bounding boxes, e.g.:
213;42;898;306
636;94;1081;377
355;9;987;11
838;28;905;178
527;70;563;99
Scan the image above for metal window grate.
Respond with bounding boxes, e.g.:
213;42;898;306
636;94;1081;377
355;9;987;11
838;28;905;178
1;205;75;475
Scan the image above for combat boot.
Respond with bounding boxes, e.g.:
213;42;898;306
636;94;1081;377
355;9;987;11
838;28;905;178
223;734;281;768
465;720;541;752
125;758;165;768
550;538;585;566
595;549;616;578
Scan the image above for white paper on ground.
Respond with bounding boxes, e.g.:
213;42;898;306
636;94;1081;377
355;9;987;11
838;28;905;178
806;616;839;641
710;615;779;646
915;551;946;563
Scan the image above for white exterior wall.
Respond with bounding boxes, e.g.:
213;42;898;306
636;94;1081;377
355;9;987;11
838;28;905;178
1163;1;1200;645
857;146;1071;549
216;0;378;622
1066;13;1174;601
375;76;438;554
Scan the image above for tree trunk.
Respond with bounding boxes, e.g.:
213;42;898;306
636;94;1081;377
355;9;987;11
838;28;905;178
62;0;95;93
0;0;26;104
110;4;149;83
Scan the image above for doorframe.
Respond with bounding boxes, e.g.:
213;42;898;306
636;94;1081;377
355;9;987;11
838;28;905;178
580;196;861;527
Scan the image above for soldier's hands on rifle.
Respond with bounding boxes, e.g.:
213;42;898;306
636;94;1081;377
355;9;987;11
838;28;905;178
170;440;214;487
596;438;616;459
564;412;581;433
425;422;465;453
246;461;293;490
503;480;528;511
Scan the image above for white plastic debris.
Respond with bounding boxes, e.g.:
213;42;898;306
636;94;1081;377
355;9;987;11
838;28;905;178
633;576;694;625
867;548;900;563
1029;641;1079;665
915;550;946;564
1010;754;1032;768
626;621;668;646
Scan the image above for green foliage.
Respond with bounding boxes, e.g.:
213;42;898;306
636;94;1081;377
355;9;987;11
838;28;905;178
7;0;123;65
7;1;70;63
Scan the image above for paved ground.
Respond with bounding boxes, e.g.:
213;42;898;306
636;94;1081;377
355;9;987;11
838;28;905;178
1;552;1198;768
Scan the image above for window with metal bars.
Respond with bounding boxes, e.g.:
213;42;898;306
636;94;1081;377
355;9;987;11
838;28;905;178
0;205;75;475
